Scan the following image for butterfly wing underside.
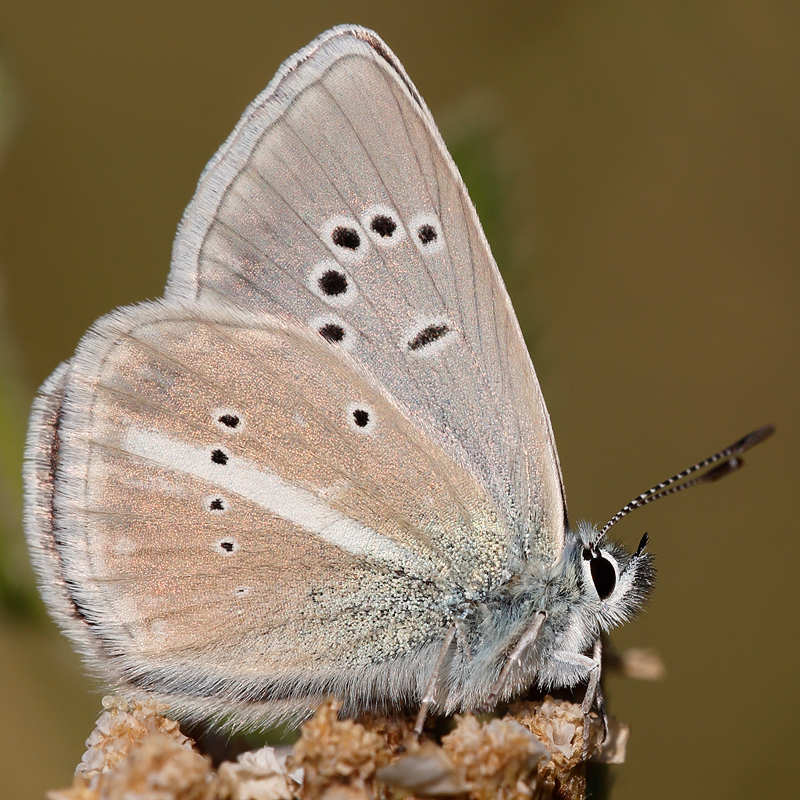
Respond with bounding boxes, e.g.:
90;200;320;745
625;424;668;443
26;301;515;723
167;26;567;563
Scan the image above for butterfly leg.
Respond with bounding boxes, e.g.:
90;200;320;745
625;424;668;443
486;610;547;709
413;623;457;736
454;618;472;660
594;665;609;745
551;638;605;759
580;637;606;758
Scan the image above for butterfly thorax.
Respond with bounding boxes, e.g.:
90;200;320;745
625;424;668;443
435;523;654;711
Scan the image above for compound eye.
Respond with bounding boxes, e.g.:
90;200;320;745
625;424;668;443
584;549;617;600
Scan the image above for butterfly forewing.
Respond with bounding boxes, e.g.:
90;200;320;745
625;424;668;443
43;301;512;717
168;27;566;564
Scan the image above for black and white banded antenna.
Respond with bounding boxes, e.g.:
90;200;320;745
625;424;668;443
598;424;775;542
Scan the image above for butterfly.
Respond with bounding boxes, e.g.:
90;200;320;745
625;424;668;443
24;25;772;747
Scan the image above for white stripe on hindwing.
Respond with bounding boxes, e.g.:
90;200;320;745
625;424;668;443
122;427;438;574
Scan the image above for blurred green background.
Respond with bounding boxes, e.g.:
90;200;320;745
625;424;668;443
0;2;797;798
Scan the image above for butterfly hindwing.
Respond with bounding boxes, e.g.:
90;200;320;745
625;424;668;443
35;300;511;722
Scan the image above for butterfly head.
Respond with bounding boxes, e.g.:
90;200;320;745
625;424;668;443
573;522;655;631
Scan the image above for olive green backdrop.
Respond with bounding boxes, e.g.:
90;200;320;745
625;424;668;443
0;2;797;799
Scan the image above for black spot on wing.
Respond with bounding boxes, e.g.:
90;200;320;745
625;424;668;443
318;269;348;297
408;323;451;351
417;223;437;245
370;214;397;238
319;322;345;343
332;226;360;250
211;449;228;465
